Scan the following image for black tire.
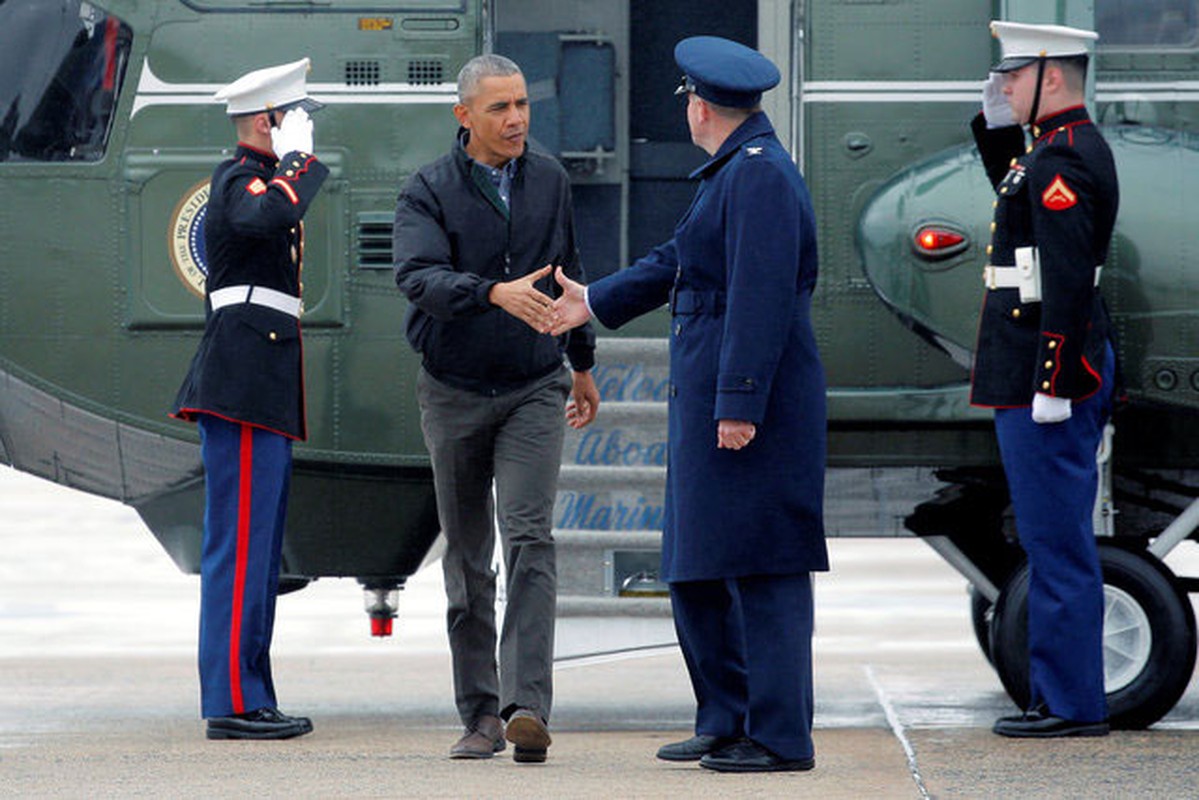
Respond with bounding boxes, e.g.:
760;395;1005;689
277;576;312;595
989;544;1197;729
969;586;995;666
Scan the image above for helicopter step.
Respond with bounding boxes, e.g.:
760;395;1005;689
554;337;671;615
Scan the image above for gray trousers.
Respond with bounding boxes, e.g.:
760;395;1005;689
417;366;570;726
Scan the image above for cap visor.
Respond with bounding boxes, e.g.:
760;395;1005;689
992;56;1038;73
276;97;324;114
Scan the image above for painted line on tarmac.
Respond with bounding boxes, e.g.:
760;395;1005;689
553;642;678;670
865;664;931;800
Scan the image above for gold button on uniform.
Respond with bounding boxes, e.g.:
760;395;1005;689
1045;360;1054;369
1042;381;1051;390
269;331;278;341
990;222;996;232
1012;308;1021;319
1048;341;1057;349
986;244;993;255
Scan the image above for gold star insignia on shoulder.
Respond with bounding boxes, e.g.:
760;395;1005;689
746;146;763;156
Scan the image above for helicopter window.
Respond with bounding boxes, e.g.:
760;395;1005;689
1096;0;1199;48
0;1;132;163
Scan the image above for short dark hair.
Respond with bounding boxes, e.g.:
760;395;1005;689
1050;55;1088;94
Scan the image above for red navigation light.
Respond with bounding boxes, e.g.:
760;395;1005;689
916;227;964;252
911;224;969;260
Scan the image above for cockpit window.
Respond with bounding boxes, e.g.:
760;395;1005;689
1096;0;1199;48
0;1;133;163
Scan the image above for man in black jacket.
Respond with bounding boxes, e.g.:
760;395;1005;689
172;58;328;740
393;53;598;763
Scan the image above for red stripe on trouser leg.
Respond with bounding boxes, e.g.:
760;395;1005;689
229;424;254;714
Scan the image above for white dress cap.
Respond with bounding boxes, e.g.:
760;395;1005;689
214;57;322;116
990;21;1098;73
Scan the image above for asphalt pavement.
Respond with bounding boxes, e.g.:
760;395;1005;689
4;466;1199;798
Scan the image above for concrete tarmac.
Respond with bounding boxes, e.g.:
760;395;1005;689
4;466;1199;798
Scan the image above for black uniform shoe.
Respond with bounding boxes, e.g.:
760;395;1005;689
992;708;1109;738
206;707;314;740
656;734;739;762
699;739;815;773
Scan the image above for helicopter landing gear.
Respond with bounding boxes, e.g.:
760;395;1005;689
988;544;1196;730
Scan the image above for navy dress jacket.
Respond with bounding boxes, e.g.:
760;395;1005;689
588;113;828;581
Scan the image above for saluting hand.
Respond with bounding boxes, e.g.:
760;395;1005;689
550;266;592;336
489;264;554;333
271;107;314;158
717;419;756;450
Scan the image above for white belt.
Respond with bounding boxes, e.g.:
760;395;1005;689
209;285;302;318
982;265;1023;289
982;265;1103;290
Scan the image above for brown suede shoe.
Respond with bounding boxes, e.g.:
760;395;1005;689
505;709;551;763
449;714;506;759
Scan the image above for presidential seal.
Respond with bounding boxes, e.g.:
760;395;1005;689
168;180;211;298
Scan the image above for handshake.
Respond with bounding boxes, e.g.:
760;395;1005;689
488;264;591;336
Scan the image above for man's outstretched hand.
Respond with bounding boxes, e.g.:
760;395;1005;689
550;266;591;336
489;264;554;333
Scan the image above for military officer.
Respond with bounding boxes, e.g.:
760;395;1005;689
971;21;1118;737
551;36;826;771
172;58;329;740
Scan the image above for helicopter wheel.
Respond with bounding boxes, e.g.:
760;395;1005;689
989;544;1196;730
969;585;995;666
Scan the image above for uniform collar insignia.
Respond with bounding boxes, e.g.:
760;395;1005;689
746;146;763;155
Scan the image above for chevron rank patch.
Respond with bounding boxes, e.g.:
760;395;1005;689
1041;174;1077;211
246;177;267;196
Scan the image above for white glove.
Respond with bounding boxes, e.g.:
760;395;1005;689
1032;392;1072;424
982;72;1015;129
270;107;314;158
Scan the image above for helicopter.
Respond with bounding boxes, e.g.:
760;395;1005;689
1;0;1197;727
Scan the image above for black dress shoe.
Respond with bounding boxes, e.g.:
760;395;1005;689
699;738;815;773
656;734;739;762
992;708;1109;738
207;707;314;740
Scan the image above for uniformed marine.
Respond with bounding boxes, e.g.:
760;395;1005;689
551;36;827;771
171;58;329;740
971;21;1118;738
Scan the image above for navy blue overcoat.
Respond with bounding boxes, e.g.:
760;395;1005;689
588;113;828;581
